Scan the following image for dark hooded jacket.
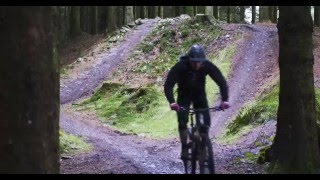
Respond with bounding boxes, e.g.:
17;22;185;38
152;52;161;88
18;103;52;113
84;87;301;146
164;55;228;104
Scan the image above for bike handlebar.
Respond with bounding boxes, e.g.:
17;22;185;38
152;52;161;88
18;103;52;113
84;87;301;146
179;106;223;113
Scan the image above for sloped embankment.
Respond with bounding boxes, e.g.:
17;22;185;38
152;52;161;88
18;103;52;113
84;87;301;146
74;15;241;139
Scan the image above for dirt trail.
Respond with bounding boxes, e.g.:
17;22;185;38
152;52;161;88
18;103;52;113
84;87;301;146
60;19;185;174
210;24;279;138
60;19;158;104
60;22;279;174
60;106;183;174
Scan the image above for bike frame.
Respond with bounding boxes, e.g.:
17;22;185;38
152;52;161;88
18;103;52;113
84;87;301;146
181;106;222;174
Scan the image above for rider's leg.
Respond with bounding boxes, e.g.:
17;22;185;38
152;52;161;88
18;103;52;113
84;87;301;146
177;109;189;160
177;96;191;160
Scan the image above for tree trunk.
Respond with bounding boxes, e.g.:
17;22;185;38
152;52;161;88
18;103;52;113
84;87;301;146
52;6;61;44
134;6;141;20
57;6;62;42
179;6;185;14
315;6;320;27
270;6;320;173
85;6;92;33
259;6;264;22
98;6;107;33
271;6;278;23
194;6;197;16
107;6;117;34
227;6;231;23
205;6;213;16
80;6;85;32
185;6;194;17
70;6;81;38
147;6;152;18
163;6;172;18
91;6;97;34
154;6;159;17
65;6;68;36
268;6;273;22
125;6;134;24
252;6;256;24
158;6;163;18
174;6;180;17
259;6;269;22
116;6;124;28
231;6;236;22
240;6;245;23
122;6;126;26
213;6;219;19
0;6;59;173
148;6;156;18
140;6;145;19
197;6;205;14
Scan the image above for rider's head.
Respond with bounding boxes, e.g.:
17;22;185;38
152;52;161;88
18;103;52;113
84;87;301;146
187;44;206;71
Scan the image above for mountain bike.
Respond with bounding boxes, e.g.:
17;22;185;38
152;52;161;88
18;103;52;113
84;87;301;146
180;106;222;174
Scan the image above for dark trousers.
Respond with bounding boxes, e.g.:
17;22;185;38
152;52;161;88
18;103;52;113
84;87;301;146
176;92;210;130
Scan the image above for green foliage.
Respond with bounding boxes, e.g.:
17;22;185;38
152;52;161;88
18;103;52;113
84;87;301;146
79;82;160;124
244;151;258;163
257;145;271;165
314;88;320;124
181;29;190;38
150;20;171;36
135;18;221;78
75;82;179;138
59;129;91;155
225;85;279;137
220;85;320;145
206;44;236;102
141;42;154;53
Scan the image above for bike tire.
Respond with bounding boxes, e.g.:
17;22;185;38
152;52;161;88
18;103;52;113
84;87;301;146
191;142;198;174
199;136;215;174
182;141;197;174
183;159;192;174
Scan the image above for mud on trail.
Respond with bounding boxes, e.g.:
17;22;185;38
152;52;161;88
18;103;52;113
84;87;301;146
60;20;280;174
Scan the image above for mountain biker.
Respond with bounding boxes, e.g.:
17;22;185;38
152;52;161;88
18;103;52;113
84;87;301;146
164;44;230;160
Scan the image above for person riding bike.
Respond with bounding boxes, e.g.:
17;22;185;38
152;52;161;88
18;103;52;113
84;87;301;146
164;44;230;160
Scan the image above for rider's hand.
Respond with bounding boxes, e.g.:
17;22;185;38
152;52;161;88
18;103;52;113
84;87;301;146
220;101;230;110
170;103;180;112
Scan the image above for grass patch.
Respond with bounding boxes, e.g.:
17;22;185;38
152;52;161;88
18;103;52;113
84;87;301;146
74;82;179;138
219;85;320;145
206;44;237;103
59;129;92;155
135;18;222;78
218;84;279;144
229;85;279;134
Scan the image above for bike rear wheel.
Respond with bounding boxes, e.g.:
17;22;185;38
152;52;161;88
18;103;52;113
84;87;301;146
198;136;215;174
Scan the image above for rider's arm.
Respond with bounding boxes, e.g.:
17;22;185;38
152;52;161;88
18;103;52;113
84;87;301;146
206;62;229;102
164;65;178;104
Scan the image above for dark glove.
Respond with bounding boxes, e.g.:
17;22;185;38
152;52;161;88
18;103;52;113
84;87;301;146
170;103;180;112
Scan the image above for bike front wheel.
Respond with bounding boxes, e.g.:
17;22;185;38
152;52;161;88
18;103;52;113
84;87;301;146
198;135;215;174
182;141;198;174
